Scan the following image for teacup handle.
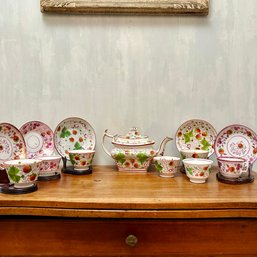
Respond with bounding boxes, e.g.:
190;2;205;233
241;162;249;174
247;163;253;177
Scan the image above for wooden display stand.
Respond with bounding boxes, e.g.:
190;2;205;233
1;166;257;256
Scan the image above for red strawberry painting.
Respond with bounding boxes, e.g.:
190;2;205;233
169;161;174;166
228;167;235;172
218;149;224;155
29;174;37;181
238;143;243;149
124;161;130;167
13;135;19;142
227;130;233;135
23;165;32;173
196;134;202;140
134;163;139;168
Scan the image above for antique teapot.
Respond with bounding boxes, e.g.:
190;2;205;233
102;127;172;172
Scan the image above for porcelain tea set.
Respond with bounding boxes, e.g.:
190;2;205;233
102;120;257;184
175;120;256;184
0;117;257;194
0;118;96;193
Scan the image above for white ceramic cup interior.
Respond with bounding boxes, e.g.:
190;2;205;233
154;156;180;161
36;156;61;161
68;150;95;154
180;149;209;154
182;158;213;165
4;159;42;165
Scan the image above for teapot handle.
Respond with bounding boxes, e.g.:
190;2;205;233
102;129;114;157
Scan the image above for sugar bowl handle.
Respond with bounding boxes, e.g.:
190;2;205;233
102;129;114;157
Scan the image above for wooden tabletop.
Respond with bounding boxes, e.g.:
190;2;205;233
1;165;257;218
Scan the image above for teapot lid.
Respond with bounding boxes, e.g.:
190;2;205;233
113;127;155;146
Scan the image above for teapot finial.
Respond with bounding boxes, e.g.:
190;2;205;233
127;127;140;138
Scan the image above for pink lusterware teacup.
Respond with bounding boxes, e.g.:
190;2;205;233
217;156;248;178
153;156;180;178
36;156;62;176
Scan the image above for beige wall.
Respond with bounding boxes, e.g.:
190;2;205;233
0;0;257;167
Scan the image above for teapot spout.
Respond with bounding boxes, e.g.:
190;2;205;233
156;137;173;156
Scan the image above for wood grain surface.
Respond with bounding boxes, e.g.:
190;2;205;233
0;166;257;218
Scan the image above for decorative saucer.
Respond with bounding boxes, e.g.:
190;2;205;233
216;172;254;185
214;124;257;164
175;119;217;157
54;117;96;160
20;121;54;159
38;172;61;181
0;123;27;165
0;183;38;194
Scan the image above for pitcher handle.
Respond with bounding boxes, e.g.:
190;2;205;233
102;129;114;157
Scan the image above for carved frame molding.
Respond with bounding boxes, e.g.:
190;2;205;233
40;0;209;15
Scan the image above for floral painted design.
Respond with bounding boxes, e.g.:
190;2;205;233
154;157;180;177
176;119;217;157
69;152;94;170
20;121;54;159
111;148;156;172
54;117;96;160
0;123;26;165
185;165;211;179
214;125;257;164
37;157;61;175
5;161;41;185
218;159;248;178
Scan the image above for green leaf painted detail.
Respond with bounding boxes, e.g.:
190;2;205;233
200;138;211;151
155;163;163;172
137;153;148;165
181;153;186;160
186;167;193;176
8;166;21;183
60;127;71;138
114;153;126;164
74;142;83;150
69;154;75;164
183;130;194;144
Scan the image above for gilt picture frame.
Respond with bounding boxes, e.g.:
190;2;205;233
40;0;209;15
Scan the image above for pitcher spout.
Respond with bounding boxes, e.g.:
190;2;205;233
156;136;173;156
